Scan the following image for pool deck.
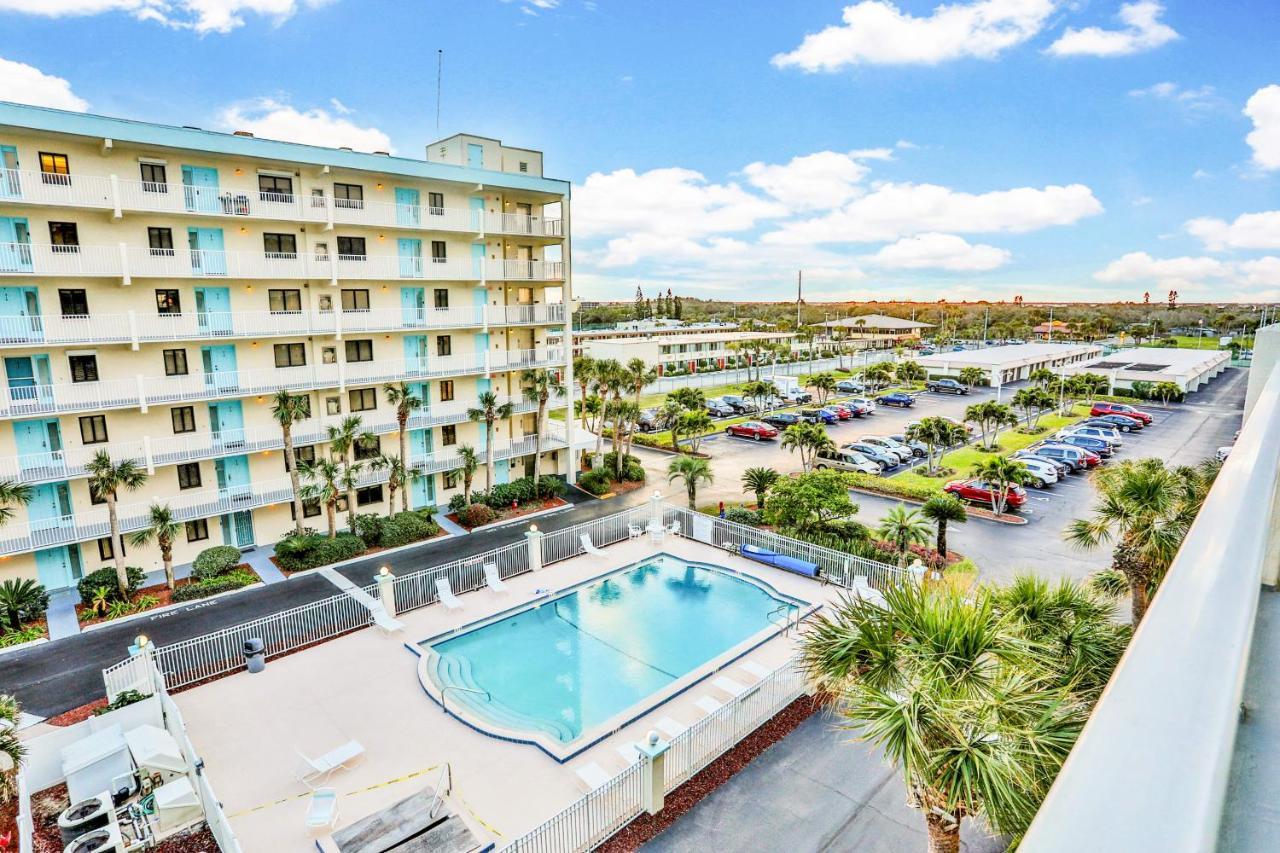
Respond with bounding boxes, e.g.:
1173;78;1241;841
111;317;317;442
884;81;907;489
173;535;850;852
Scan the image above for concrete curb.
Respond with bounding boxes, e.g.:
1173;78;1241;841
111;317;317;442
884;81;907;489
81;581;269;632
0;635;49;657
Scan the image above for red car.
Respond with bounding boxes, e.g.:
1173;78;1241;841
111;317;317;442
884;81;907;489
943;479;1029;509
823;405;853;420
725;421;779;441
1090;402;1153;425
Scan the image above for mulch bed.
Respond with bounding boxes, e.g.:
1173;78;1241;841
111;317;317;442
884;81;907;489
44;697;111;726
22;782;217;852
597;694;824;852
75;564;260;627
446;496;569;530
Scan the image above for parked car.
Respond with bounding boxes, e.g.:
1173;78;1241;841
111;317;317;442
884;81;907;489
1032;443;1102;469
1012;450;1070;477
1053;433;1115;457
1059;425;1123;447
801;408;838;425
780;389;813;404
888;433;928;458
721;395;757;415
1082;415;1143;432
844;401;872;417
876;392;915;408
1090;402;1153;424
1017;457;1060;488
836;379;865;393
814;448;881;475
848;397;878;414
858;436;914;464
842;442;900;470
724;421;779;441
706;398;736;418
821;405;852;421
926;378;969;395
762;412;800;429
1217;445;1232;462
636;408;661;432
943;478;1028;509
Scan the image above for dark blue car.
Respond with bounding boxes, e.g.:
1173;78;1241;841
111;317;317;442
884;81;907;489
801;408;838;424
876;392;915;408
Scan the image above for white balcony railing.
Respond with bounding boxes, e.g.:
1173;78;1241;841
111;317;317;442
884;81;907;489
489;258;564;281
0;429;567;555
0;169;114;208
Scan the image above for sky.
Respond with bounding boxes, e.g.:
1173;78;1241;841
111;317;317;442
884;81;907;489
0;0;1277;303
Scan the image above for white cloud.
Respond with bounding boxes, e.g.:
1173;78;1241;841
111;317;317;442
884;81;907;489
1244;85;1280;171
0;0;335;34
0;56;88;111
771;0;1055;70
742;150;876;211
218;99;392;152
1241;257;1280;287
868;233;1012;270
1047;1;1178;57
1185;211;1280;251
1093;252;1233;287
1128;81;1218;110
763;181;1103;245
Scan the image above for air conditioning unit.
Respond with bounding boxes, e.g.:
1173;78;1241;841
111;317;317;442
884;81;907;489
63;815;124;853
56;792;112;846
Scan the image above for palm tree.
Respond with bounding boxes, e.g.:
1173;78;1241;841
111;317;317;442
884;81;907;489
522;368;565;491
958;366;986;390
588;359;623;467
299;457;342;538
0;693;28;803
742;467;780;510
0;479;31;527
367;454;406;518
781;421;833;473
658;398;685;452
970;456;1030;515
457;445;480;505
904;417;957;474
85;451;148;597
676;409;713;454
1011;387;1054;430
800;583;1088;852
384;382;423;512
327;415;378;530
466;391;515;491
624;357;657;410
896;360;926;385
129;504;182;591
798;327;816;372
0;578;47;632
809;372;837;405
963;400;1015;450
862;361;894;391
271;389;311;535
921;494;967;558
572;355;596;430
1028;367;1055;388
875;504;931;567
615;400;642;469
667;456;713;510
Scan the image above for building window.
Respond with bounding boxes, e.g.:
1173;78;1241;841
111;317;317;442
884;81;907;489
313;240;329;259
97;536;123;561
39;152;70;185
258;174;293;201
263;233;297;256
288;445;316;471
176;462;202;489
430;241;447;262
349;388;376;412
433;288;449;309
518;161;528;173
163;349;188;376
334;183;364;208
336;236;366;258
139;162;167;192
291;499;322;520
340;289;369;311
156;290;181;314
443;470;459;489
344;339;373;362
147;227;174;255
186;519;209;542
325;395;341;416
268;289;301;312
356;485;384;506
69;355;98;383
79;415;108;444
436;335;451;357
441;424;456;446
439;380;454;402
48;222;79;252
59;289;88;317
428;192;444;214
274;343;307;368
355;437;380;461
171;406;197;434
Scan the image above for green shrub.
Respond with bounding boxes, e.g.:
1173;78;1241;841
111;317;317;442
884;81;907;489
172;568;258;602
621;462;646;483
460;503;496;528
94;689;148;715
723;507;762;525
578;469;610;495
191;545;242;581
843;471;941;501
0;626;44;647
273;533;366;572
484;477;539;509
601;452;642;475
380;511;440;547
77;566;145;606
352;513;385;547
536;477;567;499
448;493;469;513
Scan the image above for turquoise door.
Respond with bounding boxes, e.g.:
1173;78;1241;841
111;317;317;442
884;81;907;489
35;545;82;591
469;197;485;233
470;242;485;280
404;335;428;374
189;228;227;276
395;188;421;226
201;344;238;391
215;454;251;500
0;217;32;273
181;165;220;213
496;458;510;485
195;286;232;335
208;400;245;449
412;382;429;413
0;145;19;199
467;144;484;169
0;286;40;342
409;428;434;509
219;511;255;548
28;481;72;537
398;238;423;278
400;287;425;326
5;355;51;407
14;418;61;474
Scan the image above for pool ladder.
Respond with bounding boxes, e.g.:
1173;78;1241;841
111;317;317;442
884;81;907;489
441;685;490;715
769;604;800;636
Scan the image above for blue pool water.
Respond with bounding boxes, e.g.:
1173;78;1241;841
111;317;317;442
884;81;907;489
424;555;801;745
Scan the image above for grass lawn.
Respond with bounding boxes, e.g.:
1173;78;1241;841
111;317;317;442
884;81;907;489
1139;334;1235;350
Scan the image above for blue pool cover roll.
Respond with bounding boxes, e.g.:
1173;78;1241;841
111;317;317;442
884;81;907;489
739;544;821;578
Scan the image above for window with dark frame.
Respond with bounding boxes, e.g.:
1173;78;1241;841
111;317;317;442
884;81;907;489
433;288;449;309
356;485;384;506
80;415;107;444
340;289;369;311
436;335;451;357
148;227;175;256
430;240;447;262
428;192;444;214
344;339;373;362
155;290;181;314
348;387;376;412
68;355;98;383
439;380;454;402
334;183;364;208
98;536;123;561
59;289;88;316
258;174;294;201
441;424;457;446
186;519;209;542
263;233;298;256
171;406;196;434
444;470;459;489
140;162;168;192
89;483;108;505
288;445;316;471
274;343;307;368
336;236;366;257
268;289;301;312
39;152;70;185
48;222;79;252
355;437;380;461
163;349;188;376
291;499;322;520
176;462;202;489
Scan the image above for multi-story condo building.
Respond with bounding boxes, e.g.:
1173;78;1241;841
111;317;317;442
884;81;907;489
551;320;795;374
0;101;573;592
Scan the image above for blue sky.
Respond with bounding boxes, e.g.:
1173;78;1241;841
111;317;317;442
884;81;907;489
1;0;1277;302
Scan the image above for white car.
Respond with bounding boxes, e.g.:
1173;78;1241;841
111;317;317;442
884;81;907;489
859;436;914;464
847;397;877;414
1017;457;1060;488
1059;425;1123;447
1217;446;1232;462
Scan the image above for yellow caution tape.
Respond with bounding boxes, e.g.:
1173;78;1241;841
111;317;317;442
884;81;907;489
226;764;443;818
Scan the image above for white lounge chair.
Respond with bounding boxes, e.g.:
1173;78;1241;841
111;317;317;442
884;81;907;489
854;576;888;608
616;742;642;765
579;533;605;556
296;739;365;787
656;716;689;739
666;520;681;536
695;696;723;716
740;660;771;681
713;676;748;697
305;788;339;829
627;523;643;539
436;578;463;610
575;761;612;791
483;563;508;593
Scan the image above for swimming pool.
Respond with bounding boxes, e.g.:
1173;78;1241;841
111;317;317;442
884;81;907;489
420;554;805;755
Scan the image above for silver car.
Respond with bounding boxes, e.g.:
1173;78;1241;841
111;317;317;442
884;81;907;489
1059;425;1123;447
859;436;914;464
814;448;881;474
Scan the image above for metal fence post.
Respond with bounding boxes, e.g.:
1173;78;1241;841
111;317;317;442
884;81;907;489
638;731;669;815
526;524;545;572
377;566;397;617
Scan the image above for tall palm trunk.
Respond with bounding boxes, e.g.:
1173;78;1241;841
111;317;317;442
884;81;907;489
925;814;960;853
533;396;547;490
105;494;126;596
282;421;305;535
344;449;357;532
160;536;174;591
485;418;496;490
325;499;337;538
398;413;410;512
935;521;948;558
387;479;398;518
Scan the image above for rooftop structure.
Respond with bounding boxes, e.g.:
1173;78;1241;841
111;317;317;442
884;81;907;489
553;323;795;374
1066;347;1231;392
916;342;1102;385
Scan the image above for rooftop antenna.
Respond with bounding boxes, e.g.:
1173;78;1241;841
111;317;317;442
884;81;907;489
435;49;443;136
796;270;802;328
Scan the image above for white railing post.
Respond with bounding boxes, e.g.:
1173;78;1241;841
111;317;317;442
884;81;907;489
650;490;664;530
376;566;397;618
526;523;544;572
142;435;155;475
118;241;131;285
108;174;122;219
136;374;148;413
127;309;139;351
639;731;669;815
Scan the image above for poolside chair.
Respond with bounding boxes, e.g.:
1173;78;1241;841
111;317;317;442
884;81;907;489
666;520;681;536
616;743;642;765
740;660;772;681
579;533;606;556
655;716;689;739
694;696;723;716
305;788;339;830
436;578;464;610
483;563;508;593
627;523;643;539
575;762;612;791
853;576;888;608
295;739;365;788
713;676;748;698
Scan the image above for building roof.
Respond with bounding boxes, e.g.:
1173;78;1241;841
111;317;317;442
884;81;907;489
590;331;795;347
917;342;1101;368
0;100;568;194
1072;347;1232;375
819;314;934;330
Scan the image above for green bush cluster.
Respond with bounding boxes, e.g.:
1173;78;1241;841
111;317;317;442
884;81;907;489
77;566;145;607
274;533;367;572
172;568;258;602
0;626;44;647
192;545;242;581
844;471;941;501
447;477;568;514
578;469;611;495
601;453;646;482
723;507;763;525
361;511;441;548
460;503;496;527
